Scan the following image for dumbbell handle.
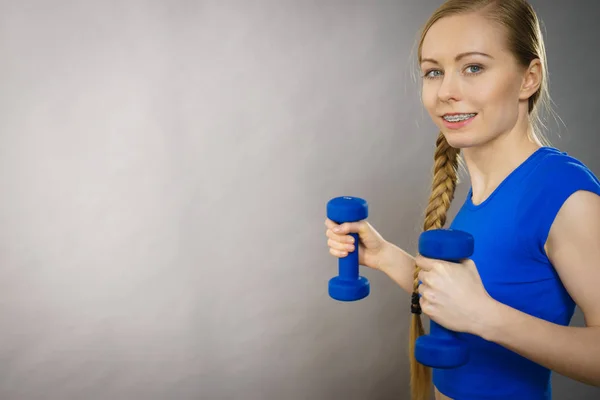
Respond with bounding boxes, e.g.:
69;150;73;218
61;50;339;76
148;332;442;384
430;321;457;344
338;233;360;280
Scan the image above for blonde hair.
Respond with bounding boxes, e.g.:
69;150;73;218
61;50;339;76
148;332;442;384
409;1;554;399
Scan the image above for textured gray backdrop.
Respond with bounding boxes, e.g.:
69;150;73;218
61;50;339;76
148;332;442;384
1;0;599;399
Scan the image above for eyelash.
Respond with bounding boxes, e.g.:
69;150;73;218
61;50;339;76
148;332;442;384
422;64;485;80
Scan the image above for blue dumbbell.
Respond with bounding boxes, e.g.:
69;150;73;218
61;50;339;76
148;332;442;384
326;196;370;301
414;229;475;368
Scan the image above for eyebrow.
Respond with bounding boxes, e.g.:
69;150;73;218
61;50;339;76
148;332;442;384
420;51;494;64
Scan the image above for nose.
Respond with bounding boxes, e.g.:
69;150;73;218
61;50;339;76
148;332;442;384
437;72;461;103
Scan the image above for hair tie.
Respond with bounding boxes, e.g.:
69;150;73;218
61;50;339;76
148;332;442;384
411;292;422;314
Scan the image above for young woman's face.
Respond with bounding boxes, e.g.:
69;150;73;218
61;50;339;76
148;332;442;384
419;12;529;149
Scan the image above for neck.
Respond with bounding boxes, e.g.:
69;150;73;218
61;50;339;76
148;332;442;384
462;120;542;205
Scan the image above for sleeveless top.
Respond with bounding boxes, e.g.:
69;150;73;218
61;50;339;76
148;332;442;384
433;147;600;399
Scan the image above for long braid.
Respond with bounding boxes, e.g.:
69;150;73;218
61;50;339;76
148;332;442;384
409;132;460;400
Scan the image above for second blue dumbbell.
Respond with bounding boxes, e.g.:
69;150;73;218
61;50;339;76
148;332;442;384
414;228;475;369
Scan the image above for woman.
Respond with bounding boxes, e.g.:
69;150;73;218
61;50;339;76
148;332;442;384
324;1;600;399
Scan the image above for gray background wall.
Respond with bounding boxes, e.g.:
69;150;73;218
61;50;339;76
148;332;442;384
0;0;598;399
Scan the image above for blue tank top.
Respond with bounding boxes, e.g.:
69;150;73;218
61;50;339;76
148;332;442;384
433;147;600;400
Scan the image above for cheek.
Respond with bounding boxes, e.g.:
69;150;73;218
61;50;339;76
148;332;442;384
468;75;520;113
421;84;438;114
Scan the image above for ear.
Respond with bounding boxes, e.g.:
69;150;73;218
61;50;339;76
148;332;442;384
519;59;543;100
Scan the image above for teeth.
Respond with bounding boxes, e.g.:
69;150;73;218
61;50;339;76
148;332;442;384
443;113;476;122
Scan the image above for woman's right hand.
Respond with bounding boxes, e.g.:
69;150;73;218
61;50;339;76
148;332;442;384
324;218;388;270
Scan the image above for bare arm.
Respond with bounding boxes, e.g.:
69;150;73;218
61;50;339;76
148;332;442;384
477;190;600;386
378;241;417;295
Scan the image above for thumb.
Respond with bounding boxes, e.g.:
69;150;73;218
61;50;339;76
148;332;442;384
334;220;368;235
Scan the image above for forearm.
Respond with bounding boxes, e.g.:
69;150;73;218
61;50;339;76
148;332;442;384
479;300;600;387
377;241;416;295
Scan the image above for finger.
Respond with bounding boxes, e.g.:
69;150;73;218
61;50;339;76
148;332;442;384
328;238;355;253
419;296;432;316
325;228;355;245
418;269;429;286
326;219;366;235
325;218;352;233
418;283;437;305
324;218;338;230
325;219;355;242
415;255;436;272
329;247;348;258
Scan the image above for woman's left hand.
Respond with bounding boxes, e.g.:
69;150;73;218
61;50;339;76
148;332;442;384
416;255;496;335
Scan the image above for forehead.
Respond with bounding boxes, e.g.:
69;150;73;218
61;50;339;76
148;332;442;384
421;13;507;61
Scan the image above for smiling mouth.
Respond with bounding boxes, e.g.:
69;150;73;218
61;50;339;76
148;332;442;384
442;113;477;122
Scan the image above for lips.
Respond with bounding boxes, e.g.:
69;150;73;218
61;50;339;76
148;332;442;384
442;112;477;118
440;113;477;130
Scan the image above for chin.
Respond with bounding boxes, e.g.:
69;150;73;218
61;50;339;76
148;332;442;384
440;131;479;149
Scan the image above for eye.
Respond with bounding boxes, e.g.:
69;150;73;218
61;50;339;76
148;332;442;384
423;69;443;79
465;65;484;74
